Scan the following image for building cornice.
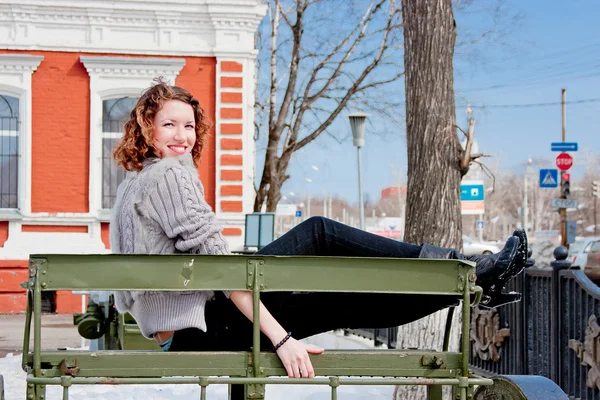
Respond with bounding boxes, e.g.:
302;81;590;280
0;0;266;57
0;53;43;73
80;56;186;78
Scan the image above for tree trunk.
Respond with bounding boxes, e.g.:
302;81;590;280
394;308;462;400
395;1;461;399
402;0;462;249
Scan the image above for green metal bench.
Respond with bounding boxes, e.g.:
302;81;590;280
18;253;492;400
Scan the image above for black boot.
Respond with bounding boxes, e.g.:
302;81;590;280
470;229;528;308
418;229;528;308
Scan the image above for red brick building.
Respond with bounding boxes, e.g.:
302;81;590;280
0;0;265;313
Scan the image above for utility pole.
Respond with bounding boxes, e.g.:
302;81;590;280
593;181;599;235
560;89;567;247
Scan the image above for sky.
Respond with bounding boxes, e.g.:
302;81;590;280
264;0;600;206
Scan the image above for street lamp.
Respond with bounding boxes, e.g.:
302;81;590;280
523;157;533;233
349;112;367;230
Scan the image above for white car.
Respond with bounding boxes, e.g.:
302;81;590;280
462;235;500;256
568;237;600;268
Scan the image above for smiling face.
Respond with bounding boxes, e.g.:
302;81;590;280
152;99;196;158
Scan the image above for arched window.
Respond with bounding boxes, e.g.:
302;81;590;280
102;97;137;209
0;94;20;208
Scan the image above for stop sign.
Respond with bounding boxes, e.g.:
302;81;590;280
556;152;573;171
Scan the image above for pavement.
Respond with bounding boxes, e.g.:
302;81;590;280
0;314;86;357
0;314;379;358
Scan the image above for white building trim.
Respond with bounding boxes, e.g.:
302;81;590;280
80;55;186;219
0;0;266;57
0;53;43;217
214;57;257;250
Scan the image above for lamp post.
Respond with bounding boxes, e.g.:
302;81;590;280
349;112;367;230
523;157;533;233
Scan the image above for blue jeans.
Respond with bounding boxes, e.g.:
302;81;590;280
257;216;422;258
170;217;458;351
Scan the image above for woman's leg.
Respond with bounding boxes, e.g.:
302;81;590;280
253;217;458;338
256;216;421;258
261;291;457;341
257;217;527;308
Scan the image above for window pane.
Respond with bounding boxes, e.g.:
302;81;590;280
102;97;137;132
102;97;137;209
0;95;19;118
102;138;127;209
0;95;19;209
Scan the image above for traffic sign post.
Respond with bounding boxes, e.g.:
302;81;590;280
539;169;559;188
551;198;579;209
551;142;578;152
555;152;573;171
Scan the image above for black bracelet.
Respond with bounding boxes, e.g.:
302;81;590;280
273;332;292;352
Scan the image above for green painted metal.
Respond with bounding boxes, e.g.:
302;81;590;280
29;254;473;295
23;253;487;400
21;290;32;371
24;350;466;377
117;315;161;351
427;385;443;400
249;260;265;399
442;306;454;352
32;259;43;400
27;376;494;386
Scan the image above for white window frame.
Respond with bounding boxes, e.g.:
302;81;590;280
80;56;186;220
0;54;43;218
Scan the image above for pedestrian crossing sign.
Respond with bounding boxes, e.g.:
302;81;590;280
539;168;559;188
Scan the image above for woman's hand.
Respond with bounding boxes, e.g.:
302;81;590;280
228;291;324;378
275;337;324;378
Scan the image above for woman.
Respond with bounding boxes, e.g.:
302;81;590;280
110;80;527;389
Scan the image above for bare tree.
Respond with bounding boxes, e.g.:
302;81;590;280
253;0;404;212
402;0;464;248
393;1;500;398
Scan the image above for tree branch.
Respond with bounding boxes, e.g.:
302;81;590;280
460;117;476;172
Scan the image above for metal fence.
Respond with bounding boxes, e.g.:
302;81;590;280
346;249;600;399
469;249;600;400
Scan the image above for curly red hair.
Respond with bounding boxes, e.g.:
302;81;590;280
113;79;211;171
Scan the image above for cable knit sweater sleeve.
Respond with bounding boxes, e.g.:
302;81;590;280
145;164;232;296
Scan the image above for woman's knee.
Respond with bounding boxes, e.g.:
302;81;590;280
301;216;331;234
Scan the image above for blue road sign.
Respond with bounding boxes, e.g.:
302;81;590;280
551;142;578;152
460;183;484;201
476;220;484;229
540;169;559;188
295;210;302;217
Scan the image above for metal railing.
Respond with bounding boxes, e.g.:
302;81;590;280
468;247;600;400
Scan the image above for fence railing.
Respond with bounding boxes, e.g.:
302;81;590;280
468;247;600;399
347;248;600;400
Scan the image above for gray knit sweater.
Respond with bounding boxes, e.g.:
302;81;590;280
110;154;230;339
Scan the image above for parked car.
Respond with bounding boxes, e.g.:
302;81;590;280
584;240;600;281
568;237;600;269
462;235;500;256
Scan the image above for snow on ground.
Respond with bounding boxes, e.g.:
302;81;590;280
1;331;394;399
